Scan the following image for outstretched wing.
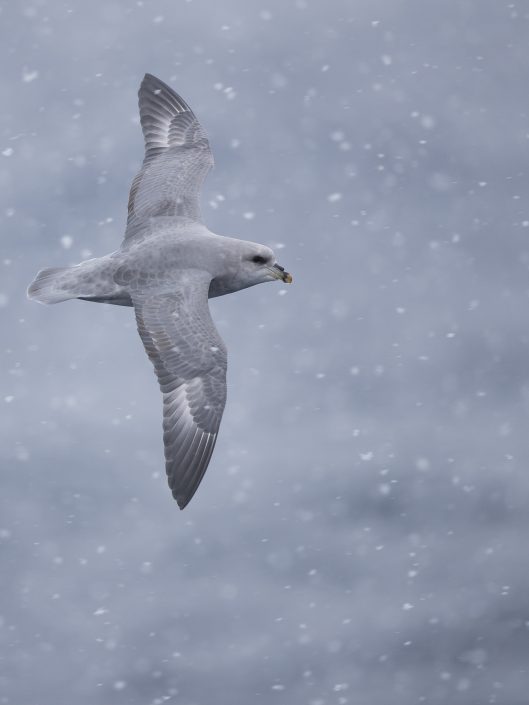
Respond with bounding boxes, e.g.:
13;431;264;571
132;271;227;509
125;74;213;240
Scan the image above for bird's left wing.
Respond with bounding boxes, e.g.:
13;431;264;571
131;271;227;508
124;74;213;242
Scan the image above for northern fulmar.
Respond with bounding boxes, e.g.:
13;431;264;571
28;73;292;509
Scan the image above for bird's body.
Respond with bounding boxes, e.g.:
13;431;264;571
28;74;291;509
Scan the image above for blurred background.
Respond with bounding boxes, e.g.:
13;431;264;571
2;1;529;703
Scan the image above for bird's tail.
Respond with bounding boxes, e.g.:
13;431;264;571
27;265;81;304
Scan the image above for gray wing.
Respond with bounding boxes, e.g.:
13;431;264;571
132;272;227;509
124;74;213;241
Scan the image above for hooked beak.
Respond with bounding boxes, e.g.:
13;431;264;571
270;262;293;284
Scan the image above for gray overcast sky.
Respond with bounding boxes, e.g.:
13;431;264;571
2;1;529;703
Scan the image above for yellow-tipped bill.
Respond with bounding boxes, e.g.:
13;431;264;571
271;263;293;284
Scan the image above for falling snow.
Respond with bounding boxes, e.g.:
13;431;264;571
2;2;528;704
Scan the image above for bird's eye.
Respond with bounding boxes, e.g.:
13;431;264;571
251;255;268;265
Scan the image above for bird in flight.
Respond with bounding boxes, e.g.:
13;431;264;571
28;73;292;509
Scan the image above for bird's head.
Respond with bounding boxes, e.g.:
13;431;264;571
238;243;293;287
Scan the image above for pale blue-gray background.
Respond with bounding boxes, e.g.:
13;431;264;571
2;1;529;703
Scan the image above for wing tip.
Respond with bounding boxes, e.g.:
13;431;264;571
167;433;218;510
139;73;190;111
141;72;162;87
175;492;190;510
140;73;165;94
169;462;206;510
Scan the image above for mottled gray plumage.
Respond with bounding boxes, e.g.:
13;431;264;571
127;73;213;233
28;74;292;509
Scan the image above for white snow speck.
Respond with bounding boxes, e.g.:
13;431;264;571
243;211;255;220
60;235;73;249
420;114;435;129
4;396;14;403
360;451;373;461
327;192;342;203
15;446;29;462
402;602;414;611
113;681;126;691
220;583;238;599
430;172;452;192
22;69;39;83
72;155;86;168
271;72;287;89
2;148;13;157
381;54;392;66
333;683;349;692
416;457;430;471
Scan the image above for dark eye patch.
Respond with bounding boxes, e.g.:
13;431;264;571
251;255;268;264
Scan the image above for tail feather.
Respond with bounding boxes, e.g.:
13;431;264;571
27;266;78;304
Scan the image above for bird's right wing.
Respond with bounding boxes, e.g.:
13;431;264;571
124;74;213;242
132;271;227;508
